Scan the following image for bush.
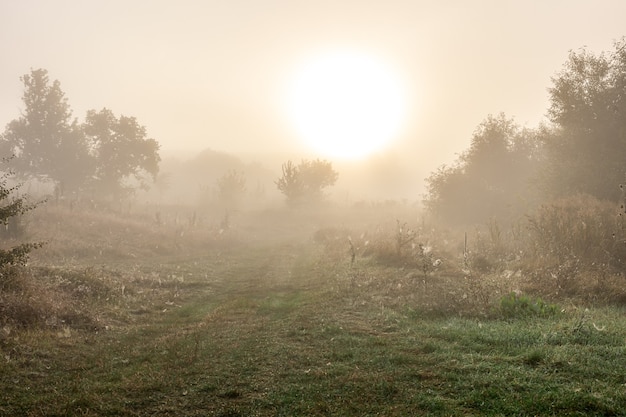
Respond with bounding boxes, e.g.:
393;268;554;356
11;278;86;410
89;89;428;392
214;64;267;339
0;242;44;267
0;162;44;278
526;194;624;269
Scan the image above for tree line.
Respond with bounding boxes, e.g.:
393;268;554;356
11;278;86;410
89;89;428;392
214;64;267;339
4;37;625;224
0;69;160;201
424;38;626;226
0;68;340;210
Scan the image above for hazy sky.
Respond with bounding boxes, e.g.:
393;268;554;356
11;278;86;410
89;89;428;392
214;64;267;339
2;0;625;176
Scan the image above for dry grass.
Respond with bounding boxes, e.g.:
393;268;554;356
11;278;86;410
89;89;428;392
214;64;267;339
6;197;626;338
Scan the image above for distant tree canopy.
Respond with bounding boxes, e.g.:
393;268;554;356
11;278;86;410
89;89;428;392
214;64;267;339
83;108;160;198
424;38;626;226
0;68;160;200
424;114;541;225
0;69;92;192
276;159;338;206
542;38;626;201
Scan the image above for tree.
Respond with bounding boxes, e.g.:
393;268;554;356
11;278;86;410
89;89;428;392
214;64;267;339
0;159;43;269
424;162;469;223
1;69;162;201
275;159;338;205
424;114;541;225
276;160;304;203
0;69;92;193
216;169;247;209
83;108;160;199
543;38;626;201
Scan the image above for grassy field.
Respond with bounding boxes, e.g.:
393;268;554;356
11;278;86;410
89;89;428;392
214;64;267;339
1;204;626;416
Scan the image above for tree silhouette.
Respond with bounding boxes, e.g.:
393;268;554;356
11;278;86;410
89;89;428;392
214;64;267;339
543;38;626;201
1;69;161;201
276;159;338;206
424;114;540;225
83;108;160;199
0;69;92;193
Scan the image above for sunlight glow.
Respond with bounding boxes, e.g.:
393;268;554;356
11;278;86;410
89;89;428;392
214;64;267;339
285;50;408;159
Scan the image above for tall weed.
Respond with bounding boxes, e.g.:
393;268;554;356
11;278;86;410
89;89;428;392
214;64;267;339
524;194;626;300
526;194;623;268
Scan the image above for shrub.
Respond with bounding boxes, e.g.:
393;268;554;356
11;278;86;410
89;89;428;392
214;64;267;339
0;166;44;270
525;194;624;269
275;159;338;206
365;221;423;268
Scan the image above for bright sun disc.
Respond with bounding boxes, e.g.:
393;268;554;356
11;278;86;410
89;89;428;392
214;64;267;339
285;50;407;159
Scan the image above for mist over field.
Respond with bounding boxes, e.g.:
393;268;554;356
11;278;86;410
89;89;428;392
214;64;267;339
2;1;626;415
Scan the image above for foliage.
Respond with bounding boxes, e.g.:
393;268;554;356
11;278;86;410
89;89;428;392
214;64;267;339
275;159;338;205
519;194;626;301
424;38;626;226
0;69;161;200
525;194;626;270
83;108;160;199
424;113;541;226
543;38;626;201
0;163;43;268
499;292;560;318
0;69;92;192
275;160;302;202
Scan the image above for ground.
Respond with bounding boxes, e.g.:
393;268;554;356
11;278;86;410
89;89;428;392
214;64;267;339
1;203;625;416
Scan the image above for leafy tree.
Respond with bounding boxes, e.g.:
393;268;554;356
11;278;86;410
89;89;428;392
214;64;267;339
424;162;468;223
424;114;541;225
83;108;160;199
543;38;626;201
276;160;303;202
0;69;92;193
276;159;338;205
0;159;43;269
1;69;161;201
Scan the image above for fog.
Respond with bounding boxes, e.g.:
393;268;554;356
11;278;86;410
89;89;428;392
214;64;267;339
2;0;626;197
4;4;626;414
144;149;426;211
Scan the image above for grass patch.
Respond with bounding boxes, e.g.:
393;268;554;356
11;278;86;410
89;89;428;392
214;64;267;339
5;264;625;416
499;292;561;319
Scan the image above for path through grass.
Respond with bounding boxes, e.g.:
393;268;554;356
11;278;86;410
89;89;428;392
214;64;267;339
2;240;625;416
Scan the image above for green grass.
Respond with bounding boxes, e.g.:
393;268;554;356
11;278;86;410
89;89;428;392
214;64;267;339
2;214;626;416
5;302;625;414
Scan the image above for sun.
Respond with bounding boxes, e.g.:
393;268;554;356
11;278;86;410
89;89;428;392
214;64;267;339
284;49;408;160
